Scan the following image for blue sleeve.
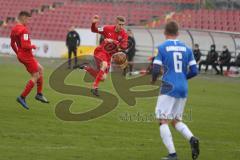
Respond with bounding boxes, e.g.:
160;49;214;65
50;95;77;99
152;46;163;82
187;65;198;79
153;46;163;66
152;63;161;82
187;48;197;66
187;48;198;79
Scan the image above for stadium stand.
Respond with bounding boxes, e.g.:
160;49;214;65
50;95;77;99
0;0;239;41
0;0;173;40
165;9;240;32
0;0;67;39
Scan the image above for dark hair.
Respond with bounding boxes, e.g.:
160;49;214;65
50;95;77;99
164;21;179;36
194;44;199;47
116;16;126;23
18;11;31;18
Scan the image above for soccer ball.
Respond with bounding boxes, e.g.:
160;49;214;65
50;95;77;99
112;52;127;65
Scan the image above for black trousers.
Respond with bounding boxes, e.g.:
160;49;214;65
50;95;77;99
123;53;135;76
227;62;240;71
213;62;230;74
68;47;77;67
199;60;217;72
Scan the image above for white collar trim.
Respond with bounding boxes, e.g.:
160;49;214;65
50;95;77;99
166;39;179;41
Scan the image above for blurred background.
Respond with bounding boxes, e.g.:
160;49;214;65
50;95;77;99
0;0;240;61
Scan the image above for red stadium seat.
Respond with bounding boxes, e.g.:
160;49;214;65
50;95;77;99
1;1;240;40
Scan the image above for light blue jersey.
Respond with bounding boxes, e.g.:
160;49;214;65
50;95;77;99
153;39;197;98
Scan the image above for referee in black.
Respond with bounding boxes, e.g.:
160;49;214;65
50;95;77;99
66;26;80;69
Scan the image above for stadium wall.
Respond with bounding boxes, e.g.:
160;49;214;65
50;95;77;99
0;37;67;57
0;28;97;58
1;28;240;60
131;27;240;61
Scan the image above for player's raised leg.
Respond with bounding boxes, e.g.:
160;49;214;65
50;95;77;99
91;61;108;96
73;50;104;79
73;62;101;79
35;63;49;103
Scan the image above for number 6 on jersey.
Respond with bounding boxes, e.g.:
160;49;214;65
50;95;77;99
173;52;183;73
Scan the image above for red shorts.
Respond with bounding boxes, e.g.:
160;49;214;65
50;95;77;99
94;49;111;74
18;56;39;74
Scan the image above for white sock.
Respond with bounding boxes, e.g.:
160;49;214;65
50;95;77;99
175;122;193;141
160;124;176;154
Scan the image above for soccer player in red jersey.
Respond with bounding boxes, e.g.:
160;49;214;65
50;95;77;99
75;15;128;96
10;11;49;109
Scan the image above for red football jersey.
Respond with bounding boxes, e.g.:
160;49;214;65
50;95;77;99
91;23;128;55
10;24;35;59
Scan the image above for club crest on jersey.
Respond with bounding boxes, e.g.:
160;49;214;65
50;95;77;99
98;27;104;32
23;34;29;40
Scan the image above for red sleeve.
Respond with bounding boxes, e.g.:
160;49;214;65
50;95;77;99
10;34;18;54
91;23;104;34
119;31;128;50
20;29;35;50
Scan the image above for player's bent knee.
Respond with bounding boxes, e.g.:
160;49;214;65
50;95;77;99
31;72;40;83
39;67;43;74
38;64;44;74
171;119;181;128
101;74;107;81
101;61;108;70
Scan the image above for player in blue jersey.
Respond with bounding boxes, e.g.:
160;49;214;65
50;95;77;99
151;21;200;160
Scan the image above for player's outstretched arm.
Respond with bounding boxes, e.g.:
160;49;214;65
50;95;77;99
91;15;102;34
92;15;99;23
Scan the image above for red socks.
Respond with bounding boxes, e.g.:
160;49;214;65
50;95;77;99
37;75;43;94
21;80;35;98
20;75;44;98
85;66;108;89
85;66;99;78
93;70;104;89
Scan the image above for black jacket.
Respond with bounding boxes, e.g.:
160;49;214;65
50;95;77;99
206;50;218;63
219;49;231;64
193;49;202;62
126;36;136;56
235;54;240;65
66;30;80;48
99;35;105;44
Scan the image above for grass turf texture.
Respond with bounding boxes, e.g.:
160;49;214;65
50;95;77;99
0;56;240;160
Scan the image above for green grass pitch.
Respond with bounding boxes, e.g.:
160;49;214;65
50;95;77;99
0;56;240;160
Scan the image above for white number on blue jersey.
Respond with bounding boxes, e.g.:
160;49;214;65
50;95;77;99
173;52;182;73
